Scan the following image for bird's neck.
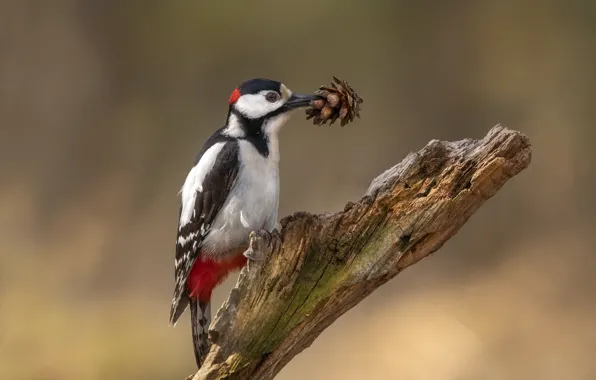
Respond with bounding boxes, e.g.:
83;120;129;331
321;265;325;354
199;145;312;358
224;110;286;162
260;114;288;164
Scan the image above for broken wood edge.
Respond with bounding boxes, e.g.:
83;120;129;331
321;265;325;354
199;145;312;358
189;124;532;380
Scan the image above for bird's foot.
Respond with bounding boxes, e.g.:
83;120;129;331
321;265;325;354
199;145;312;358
243;245;266;264
243;229;280;273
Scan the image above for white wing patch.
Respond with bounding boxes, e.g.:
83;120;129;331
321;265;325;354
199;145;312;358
174;252;191;269
177;231;198;246
179;142;226;227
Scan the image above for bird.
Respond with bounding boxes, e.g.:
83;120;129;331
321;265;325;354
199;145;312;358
168;78;319;369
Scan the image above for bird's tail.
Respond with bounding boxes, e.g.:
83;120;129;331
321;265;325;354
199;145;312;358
190;297;211;369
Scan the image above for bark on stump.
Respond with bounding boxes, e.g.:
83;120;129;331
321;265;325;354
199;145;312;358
189;125;532;380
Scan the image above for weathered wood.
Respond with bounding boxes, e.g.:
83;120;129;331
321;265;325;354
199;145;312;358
190;125;532;380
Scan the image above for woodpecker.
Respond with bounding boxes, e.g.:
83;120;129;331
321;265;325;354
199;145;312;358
169;78;318;369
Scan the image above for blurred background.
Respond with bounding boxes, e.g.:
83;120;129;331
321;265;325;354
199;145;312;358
1;1;595;379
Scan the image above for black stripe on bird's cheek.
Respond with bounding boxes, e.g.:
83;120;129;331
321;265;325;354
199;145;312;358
230;109;270;158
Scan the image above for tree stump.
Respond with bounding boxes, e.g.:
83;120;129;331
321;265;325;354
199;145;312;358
189;125;532;380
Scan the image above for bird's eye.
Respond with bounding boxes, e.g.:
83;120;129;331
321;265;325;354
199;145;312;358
265;92;280;103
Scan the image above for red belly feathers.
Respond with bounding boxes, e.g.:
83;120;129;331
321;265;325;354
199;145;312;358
187;252;248;302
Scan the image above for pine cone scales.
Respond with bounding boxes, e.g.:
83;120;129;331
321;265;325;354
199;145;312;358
305;76;363;126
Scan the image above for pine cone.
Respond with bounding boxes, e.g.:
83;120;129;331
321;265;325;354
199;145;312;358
304;76;363;127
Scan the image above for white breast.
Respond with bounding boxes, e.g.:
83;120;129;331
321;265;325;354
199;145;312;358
201;140;280;259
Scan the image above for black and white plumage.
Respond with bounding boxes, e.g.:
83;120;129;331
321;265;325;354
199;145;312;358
168;78;318;369
170;136;240;322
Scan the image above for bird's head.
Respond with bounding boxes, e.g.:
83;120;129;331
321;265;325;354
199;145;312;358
224;78;318;138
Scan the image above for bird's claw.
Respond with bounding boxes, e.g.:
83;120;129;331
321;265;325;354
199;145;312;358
243;229;275;273
243;245;265;274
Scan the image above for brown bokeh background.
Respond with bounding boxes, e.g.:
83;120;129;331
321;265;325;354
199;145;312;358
1;1;595;379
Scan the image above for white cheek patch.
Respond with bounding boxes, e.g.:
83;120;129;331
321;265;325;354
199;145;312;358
235;93;283;119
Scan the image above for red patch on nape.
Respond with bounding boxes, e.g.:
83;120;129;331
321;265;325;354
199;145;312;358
228;88;241;104
187;251;248;302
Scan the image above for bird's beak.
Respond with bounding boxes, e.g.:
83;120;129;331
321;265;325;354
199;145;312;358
284;93;320;110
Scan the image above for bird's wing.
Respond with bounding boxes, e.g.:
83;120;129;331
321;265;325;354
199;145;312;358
169;140;240;325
